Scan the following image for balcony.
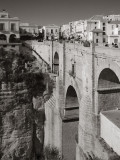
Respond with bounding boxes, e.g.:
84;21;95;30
10;30;19;34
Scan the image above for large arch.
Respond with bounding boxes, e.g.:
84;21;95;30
9;34;16;43
53;52;59;74
98;68;120;112
62;85;79;160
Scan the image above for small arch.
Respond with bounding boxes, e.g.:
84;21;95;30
0;34;7;42
98;68;120;112
9;34;16;43
53;52;59;74
63;85;79;160
65;86;79;118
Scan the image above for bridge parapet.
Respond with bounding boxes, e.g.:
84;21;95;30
64;42;120;59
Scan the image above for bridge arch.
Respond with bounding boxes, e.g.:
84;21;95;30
64;85;79;118
53;52;59;74
63;85;80;160
96;60;120;84
97;68;120;113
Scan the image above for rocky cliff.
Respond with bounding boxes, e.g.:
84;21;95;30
0;46;52;160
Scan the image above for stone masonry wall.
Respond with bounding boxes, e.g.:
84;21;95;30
31;41;120;160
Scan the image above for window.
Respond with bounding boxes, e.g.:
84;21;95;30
96;39;98;43
103;23;105;26
103;27;105;31
72;64;75;75
56;29;57;33
103;38;106;43
114;39;118;44
95;22;97;24
103;32;106;35
0;23;5;31
95;26;96;29
1;14;6;18
51;29;53;33
11;23;16;31
3;45;7;48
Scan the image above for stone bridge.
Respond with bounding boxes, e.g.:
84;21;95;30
30;41;120;160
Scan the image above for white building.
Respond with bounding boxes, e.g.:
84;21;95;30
0;10;20;43
60;24;70;39
44;24;59;40
106;21;120;45
20;23;39;36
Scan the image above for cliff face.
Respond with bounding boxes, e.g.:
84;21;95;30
0;86;45;160
0;86;46;160
0;89;31;159
0;46;49;160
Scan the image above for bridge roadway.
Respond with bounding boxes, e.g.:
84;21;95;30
30;40;120;160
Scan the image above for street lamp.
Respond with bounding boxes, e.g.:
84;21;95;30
91;29;103;112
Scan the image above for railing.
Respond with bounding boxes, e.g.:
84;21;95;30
97;86;120;92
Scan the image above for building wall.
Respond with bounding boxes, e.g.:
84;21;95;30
31;41;52;66
61;24;70;38
44;25;59;40
100;112;120;156
20;24;39;34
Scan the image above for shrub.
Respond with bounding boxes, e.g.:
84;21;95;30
44;146;62;160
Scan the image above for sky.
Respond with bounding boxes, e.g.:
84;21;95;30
1;0;120;26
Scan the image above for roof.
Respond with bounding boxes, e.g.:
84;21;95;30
89;15;104;20
20;23;39;28
108;20;120;24
89;15;107;22
101;110;120;129
44;24;59;28
90;29;103;33
108;35;119;37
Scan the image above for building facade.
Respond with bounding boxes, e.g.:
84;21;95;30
60;24;70;39
106;21;120;45
20;23;39;36
86;15;120;45
0;10;20;44
86;15;107;44
44;24;60;40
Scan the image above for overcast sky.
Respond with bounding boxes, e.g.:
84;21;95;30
1;0;120;26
